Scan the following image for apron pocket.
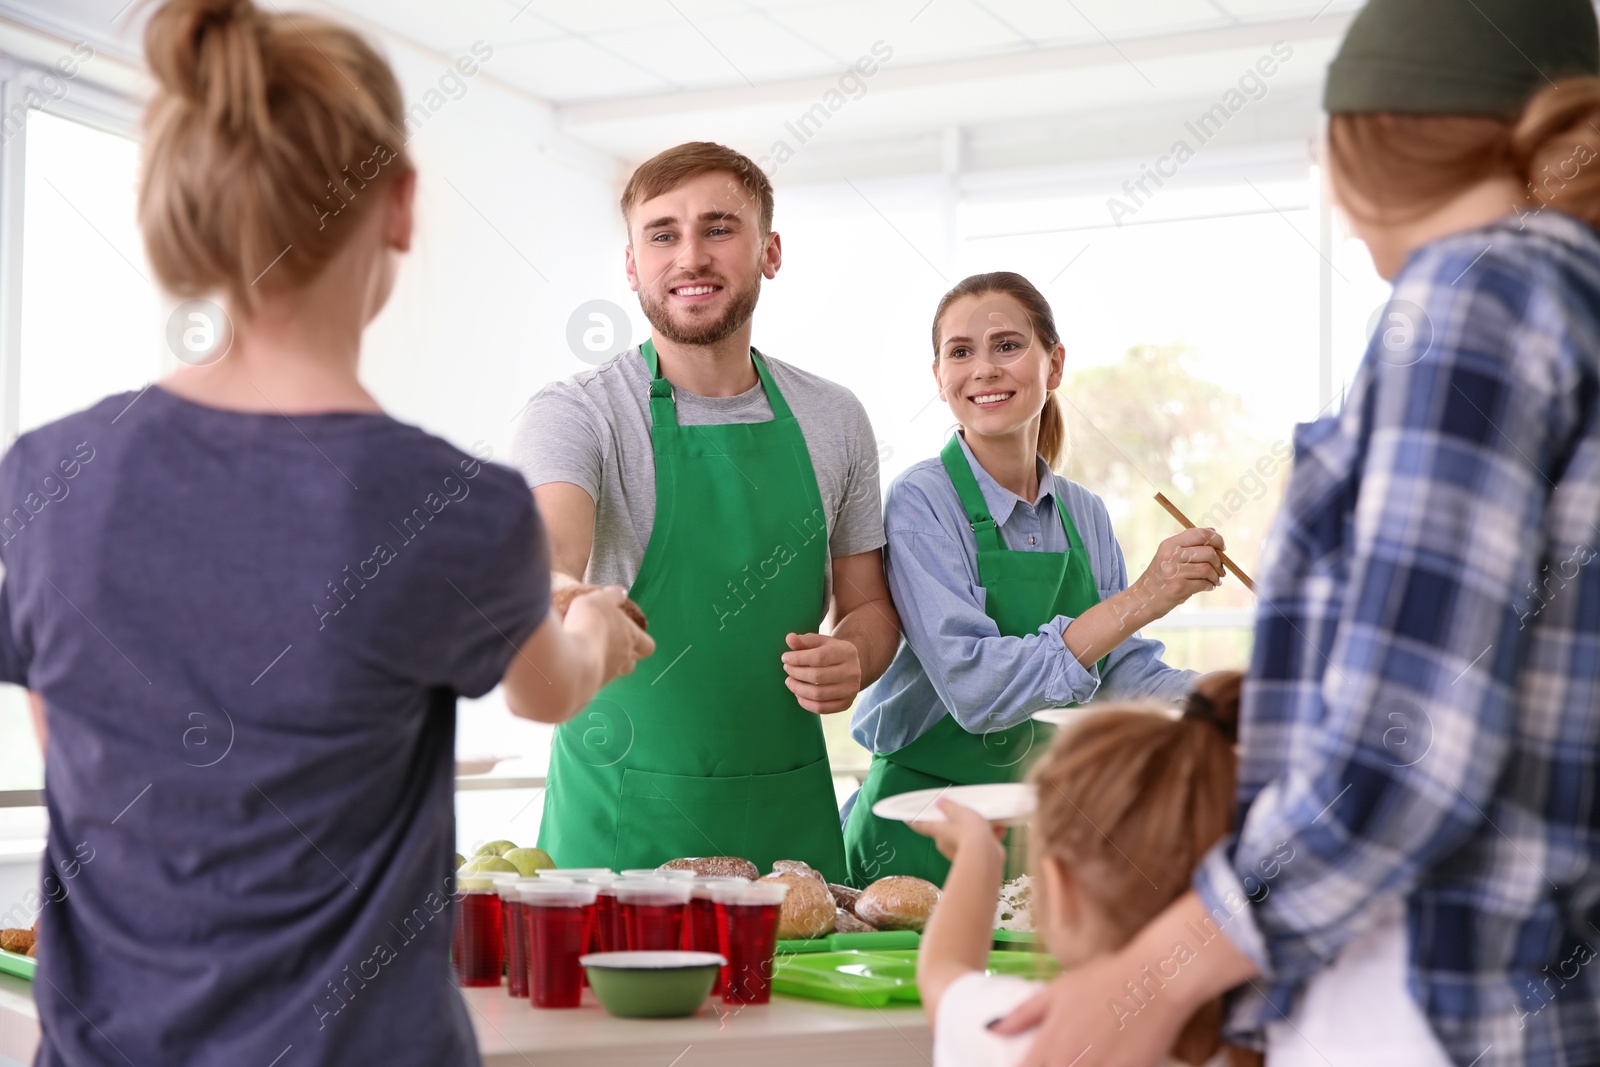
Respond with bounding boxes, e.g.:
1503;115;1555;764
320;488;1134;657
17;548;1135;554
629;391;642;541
617;757;845;880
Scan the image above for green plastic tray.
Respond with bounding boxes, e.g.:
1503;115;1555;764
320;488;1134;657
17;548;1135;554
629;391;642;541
777;928;921;955
0;948;35;981
772;948;1057;1007
780;928;1039;954
991;929;1040;948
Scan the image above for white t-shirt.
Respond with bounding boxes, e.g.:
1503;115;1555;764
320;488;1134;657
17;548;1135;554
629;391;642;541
934;972;1226;1067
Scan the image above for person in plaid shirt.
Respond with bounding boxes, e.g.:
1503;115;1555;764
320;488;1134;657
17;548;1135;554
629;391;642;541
985;2;1600;1065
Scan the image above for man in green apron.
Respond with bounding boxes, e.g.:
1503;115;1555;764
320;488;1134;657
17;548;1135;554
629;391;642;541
513;143;901;884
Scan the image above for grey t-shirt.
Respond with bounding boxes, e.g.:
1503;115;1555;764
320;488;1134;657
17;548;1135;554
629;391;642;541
512;347;886;611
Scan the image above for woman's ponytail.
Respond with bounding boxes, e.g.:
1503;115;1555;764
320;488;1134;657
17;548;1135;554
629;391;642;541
1511;77;1600;229
1037;391;1066;471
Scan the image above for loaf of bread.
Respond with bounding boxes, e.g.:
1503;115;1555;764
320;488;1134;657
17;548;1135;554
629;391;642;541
659;856;757;880
827;882;862;911
833;907;876;934
0;926;34;956
770;859;824;882
855;876;940;932
551;583;648;631
766;872;836;939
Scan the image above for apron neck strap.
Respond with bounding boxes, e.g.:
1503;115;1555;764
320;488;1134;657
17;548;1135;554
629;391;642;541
640;339;792;425
939;433;1074;554
940;434;1006;554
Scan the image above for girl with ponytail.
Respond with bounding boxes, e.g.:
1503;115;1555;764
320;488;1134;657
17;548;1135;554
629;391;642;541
914;672;1253;1066
842;271;1228;888
7;1;649;1063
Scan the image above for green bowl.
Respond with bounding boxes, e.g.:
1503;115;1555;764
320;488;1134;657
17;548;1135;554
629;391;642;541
581;951;724;1018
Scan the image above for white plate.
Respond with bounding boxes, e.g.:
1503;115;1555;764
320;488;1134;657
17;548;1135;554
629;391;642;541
454;754;511;776
1033;706;1180;727
871;783;1036;826
1032;707;1089;727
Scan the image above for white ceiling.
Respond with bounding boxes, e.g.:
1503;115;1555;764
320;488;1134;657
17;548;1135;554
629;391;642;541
319;0;1363;104
0;0;1368;176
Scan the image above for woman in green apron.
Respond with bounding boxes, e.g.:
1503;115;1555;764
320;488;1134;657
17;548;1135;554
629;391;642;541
842;272;1228;887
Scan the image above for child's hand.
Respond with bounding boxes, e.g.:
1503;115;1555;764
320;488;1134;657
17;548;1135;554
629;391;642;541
910;797;1007;863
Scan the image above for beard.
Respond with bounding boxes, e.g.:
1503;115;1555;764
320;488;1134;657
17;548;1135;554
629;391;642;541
638;272;762;347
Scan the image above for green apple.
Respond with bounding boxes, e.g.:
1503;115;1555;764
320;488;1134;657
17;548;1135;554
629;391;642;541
503;847;555;877
475;839;518;857
453;853;466;870
460;855;519;875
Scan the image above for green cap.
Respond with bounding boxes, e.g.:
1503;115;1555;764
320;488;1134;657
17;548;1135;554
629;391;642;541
1324;0;1599;118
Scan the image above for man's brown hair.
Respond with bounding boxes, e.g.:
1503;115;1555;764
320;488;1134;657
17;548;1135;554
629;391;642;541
619;142;774;237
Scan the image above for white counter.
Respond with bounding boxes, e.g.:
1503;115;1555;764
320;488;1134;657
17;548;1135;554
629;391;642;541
0;971;932;1066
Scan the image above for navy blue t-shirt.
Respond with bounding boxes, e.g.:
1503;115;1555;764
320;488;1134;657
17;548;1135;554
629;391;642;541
0;386;548;1066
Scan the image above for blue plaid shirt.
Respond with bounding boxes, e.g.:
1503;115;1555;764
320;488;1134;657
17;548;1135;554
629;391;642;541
1193;209;1600;1066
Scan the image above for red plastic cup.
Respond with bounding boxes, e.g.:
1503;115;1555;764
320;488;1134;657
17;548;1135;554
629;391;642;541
498;878;535;998
538;870;618;985
523;881;599;1009
451;878;505;988
711;880;789;1004
615;879;691;952
687;878;746;993
594;884;623;953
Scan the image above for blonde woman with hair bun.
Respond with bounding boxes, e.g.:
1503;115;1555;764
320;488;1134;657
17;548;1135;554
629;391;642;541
5;1;650;1063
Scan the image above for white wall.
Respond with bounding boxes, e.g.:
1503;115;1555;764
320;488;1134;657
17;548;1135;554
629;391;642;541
357;41;630;461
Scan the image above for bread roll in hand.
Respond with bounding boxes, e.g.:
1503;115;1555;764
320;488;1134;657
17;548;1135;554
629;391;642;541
551;583;647;631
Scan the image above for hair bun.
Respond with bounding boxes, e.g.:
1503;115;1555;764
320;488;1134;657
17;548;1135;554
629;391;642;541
1182;670;1242;744
145;0;267;136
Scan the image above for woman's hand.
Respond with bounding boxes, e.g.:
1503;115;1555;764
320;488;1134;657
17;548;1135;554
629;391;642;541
996;951;1189;1067
993;890;1261;1067
910;796;1006;863
565;585;655;686
1129;527;1225;620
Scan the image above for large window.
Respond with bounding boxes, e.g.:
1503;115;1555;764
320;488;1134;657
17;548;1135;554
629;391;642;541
18;110;161;434
758;154;1391;772
0;109;157;796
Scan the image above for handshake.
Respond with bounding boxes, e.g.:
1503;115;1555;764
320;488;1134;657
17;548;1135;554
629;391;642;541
551;583;648;632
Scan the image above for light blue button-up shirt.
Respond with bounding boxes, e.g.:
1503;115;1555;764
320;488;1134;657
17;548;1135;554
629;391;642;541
850;434;1195;754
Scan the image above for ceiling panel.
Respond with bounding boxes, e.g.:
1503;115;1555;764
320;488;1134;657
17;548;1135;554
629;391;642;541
1060;0;1222;39
327;0;557;52
966;0;1099;45
585;20;755;91
1209;0;1362;16
652;12;847;80
490;33;671;98
511;0;676;36
763;0;1023;66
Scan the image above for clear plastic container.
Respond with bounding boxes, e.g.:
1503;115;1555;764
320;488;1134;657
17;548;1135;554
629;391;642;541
710;880;789;1004
451;876;504;988
620;867;697;882
521;881;600;1009
615;878;692;953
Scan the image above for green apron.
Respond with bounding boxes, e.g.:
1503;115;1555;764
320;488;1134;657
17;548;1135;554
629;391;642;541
842;434;1101;887
538;341;847;882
